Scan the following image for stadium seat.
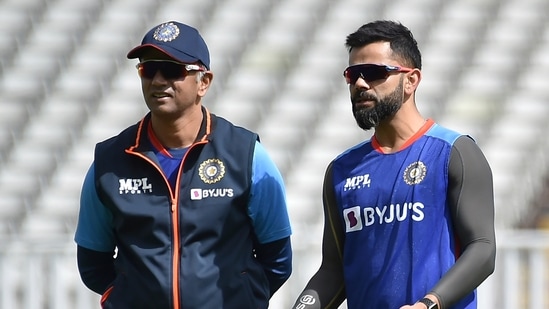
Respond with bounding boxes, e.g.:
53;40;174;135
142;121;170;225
2;0;549;306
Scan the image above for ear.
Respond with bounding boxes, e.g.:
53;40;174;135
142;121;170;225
404;69;421;95
198;71;214;96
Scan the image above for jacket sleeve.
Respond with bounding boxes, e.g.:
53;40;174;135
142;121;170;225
77;245;116;295
254;236;293;297
249;141;293;297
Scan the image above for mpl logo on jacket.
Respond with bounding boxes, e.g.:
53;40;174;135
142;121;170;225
198;158;225;184
403;161;427;185
119;178;153;194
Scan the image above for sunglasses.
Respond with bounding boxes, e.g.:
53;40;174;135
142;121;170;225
343;64;413;84
136;60;205;79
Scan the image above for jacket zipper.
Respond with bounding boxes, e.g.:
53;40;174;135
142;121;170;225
126;150;180;308
128;140;208;309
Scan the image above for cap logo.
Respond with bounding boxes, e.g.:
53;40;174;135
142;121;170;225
153;22;180;42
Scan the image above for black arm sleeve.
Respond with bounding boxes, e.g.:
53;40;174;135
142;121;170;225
254;236;293;297
429;135;496;309
77;245;116;295
292;163;346;309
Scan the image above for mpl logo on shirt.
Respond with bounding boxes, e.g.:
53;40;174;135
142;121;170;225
343;173;371;191
118;178;153;194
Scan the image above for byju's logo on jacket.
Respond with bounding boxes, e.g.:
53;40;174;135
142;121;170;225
191;158;234;200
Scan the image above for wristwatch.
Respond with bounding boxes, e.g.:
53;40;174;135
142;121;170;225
417;297;438;309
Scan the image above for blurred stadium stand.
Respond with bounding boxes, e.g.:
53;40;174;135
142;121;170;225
0;0;548;307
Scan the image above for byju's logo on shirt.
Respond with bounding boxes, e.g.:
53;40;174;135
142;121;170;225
119;178;152;194
190;188;234;200
343;202;426;232
343;174;371;191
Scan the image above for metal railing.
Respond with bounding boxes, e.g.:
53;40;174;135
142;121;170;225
1;230;547;309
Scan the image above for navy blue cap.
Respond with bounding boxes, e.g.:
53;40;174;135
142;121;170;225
127;21;210;69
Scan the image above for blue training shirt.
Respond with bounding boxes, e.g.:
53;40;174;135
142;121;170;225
332;120;476;309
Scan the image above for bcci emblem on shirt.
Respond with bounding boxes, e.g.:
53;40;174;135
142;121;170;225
198;158;226;184
403;161;427;185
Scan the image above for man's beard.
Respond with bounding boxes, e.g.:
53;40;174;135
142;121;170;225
351;79;404;131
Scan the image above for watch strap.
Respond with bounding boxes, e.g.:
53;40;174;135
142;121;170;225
417;297;438;309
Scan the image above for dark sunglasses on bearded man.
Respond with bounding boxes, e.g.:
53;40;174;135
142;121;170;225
343;64;413;84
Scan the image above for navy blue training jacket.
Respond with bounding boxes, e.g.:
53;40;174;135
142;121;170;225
93;108;279;309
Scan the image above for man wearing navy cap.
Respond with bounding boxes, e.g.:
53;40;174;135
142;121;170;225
74;21;293;309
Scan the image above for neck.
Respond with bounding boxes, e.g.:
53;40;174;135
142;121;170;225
150;108;203;149
373;110;426;153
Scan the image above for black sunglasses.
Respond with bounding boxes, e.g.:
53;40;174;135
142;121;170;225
136;60;205;79
343;64;413;84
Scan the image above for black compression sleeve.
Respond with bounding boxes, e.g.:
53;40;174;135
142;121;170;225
292;163;346;309
77;245;116;294
429;136;496;308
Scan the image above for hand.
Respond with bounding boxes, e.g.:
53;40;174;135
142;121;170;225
399;303;427;309
400;296;438;309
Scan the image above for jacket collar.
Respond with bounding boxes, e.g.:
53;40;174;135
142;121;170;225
128;106;214;152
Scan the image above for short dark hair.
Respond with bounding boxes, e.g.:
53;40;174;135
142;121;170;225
345;20;422;70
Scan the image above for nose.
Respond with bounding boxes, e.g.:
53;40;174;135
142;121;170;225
150;70;168;84
353;75;371;89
